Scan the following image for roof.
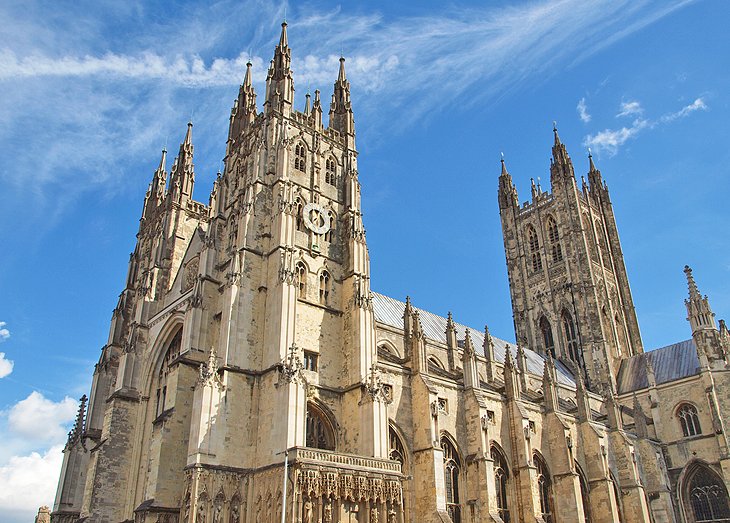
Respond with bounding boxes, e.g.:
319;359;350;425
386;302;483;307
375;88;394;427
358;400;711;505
616;339;700;393
372;292;575;387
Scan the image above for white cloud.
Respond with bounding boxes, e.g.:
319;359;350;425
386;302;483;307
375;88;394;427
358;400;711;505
584;118;650;156
0;353;13;378
7;392;77;444
617;100;643;117
0;321;9;341
577;97;591;123
0;444;64;523
661;97;707;122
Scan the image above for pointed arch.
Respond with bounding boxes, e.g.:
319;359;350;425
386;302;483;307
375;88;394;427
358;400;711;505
676;402;702;438
680;461;730;523
305;400;336;451
151;323;183;417
561;310;581;367
294;196;306;232
441;433;462;523
294;142;307;172
295;261;308;299
318;269;331;305
325;156;337;186
576;462;592;523
526;224;542;272
388;421;408;470
490;443;511;522
545;215;563;263
323;210;336;243
377;339;401;358
539;315;555;357
534;452;553;523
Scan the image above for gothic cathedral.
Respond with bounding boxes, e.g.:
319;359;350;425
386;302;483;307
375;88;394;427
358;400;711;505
51;23;730;523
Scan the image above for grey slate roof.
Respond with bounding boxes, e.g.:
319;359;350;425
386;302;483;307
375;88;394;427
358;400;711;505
616;339;700;393
372;292;575;387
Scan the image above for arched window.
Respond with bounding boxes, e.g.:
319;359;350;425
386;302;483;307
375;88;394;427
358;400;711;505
677;403;702;437
323;212;335;243
428;356;445;370
389;425;406;466
491;446;511;522
296;262;307;299
540;316;555;357
319;270;330;305
562;311;581;366
325;157;337;186
546;216;563;263
295;197;305;232
684;464;730;522
577;463;592;523
294;143;306;172
441;436;461;523
305;402;335;450
228;216;238;252
155;327;182;417
534;453;553;523
527;225;542;272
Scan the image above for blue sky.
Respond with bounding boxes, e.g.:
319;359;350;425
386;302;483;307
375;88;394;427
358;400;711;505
0;0;728;520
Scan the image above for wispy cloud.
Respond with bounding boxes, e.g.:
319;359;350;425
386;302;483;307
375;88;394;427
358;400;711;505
617;100;643;117
0;353;12;379
0;322;8;342
577;97;591;123
585;97;708;156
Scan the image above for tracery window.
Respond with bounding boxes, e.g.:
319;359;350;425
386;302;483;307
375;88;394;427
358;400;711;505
305;403;335;450
685;465;730;522
319;270;330;305
441;436;461;523
155;327;182;417
540;316;555;357
562;311;582;367
325;157;337;186
677;403;702;438
527;225;542;272
546;216;563;263
491;446;511;522
535;454;553;523
389;426;406;465
296;262;307;299
294;143;306;172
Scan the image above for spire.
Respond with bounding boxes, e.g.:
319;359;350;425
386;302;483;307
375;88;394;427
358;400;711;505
550;122;575;185
483;325;495;383
588;149;597;172
684;265;716;333
463;329;479;389
312;89;323;129
329;56;355;138
169;122;195;204
587;148;604;192
65;395;87;449
230;61;257;140
304;91;311;115
265;22;294;115
143;148;168;220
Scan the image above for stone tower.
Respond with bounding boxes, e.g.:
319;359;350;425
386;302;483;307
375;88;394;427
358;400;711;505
52;23;400;523
498;127;643;391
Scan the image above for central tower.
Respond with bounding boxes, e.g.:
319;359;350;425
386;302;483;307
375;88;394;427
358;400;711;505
498;128;643;391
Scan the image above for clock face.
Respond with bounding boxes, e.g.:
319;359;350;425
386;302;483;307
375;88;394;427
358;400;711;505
302;202;331;235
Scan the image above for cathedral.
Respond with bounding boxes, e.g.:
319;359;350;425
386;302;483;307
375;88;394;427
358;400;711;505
51;23;730;523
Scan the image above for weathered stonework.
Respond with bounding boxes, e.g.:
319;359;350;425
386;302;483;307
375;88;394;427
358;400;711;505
51;23;730;523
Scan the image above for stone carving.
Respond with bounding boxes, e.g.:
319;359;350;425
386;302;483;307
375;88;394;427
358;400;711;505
323;502;333;523
370;507;379;523
278;344;304;384
183;256;199;292
303;499;313;523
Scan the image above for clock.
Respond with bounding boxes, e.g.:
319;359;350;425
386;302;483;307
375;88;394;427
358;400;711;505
302;202;330;235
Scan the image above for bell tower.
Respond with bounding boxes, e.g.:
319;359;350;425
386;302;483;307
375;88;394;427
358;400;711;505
498;127;643;391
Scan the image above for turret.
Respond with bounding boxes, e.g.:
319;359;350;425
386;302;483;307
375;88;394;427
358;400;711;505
229;61;257;141
684;265;716;333
497;154;518;210
550;123;575;186
328;57;355;139
142;148;167;219
265;22;294;115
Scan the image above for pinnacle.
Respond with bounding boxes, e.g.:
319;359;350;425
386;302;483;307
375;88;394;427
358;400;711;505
338;56;347;82
243;61;253;88
184;121;193;145
588;148;597;172
553;121;561;145
278;21;288;48
500;153;508;176
684;265;701;300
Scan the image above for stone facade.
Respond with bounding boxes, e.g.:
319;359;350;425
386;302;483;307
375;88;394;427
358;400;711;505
52;23;730;523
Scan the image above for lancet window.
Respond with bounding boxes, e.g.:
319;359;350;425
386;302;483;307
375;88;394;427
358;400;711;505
546;215;563;263
535;453;553;523
296;262;307;299
491;446;511;522
155;327;182;418
319;270;330;305
677;403;702;438
442;436;461;523
577;464;592;523
684;464;730;522
389;425;406;466
294;143;306;172
324;212;335;243
325;157;337;186
527;225;542;272
305;402;335;451
295;197;305;232
562;311;581;366
539;316;555;357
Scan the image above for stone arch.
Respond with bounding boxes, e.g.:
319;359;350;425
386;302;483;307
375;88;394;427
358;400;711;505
388;420;408;470
575;461;592;523
440;432;462;523
679;460;730;523
428;355;446;370
490;442;512;522
377;339;401;359
533;451;554;522
143;316;185;399
675;402;703;438
305;400;336;451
